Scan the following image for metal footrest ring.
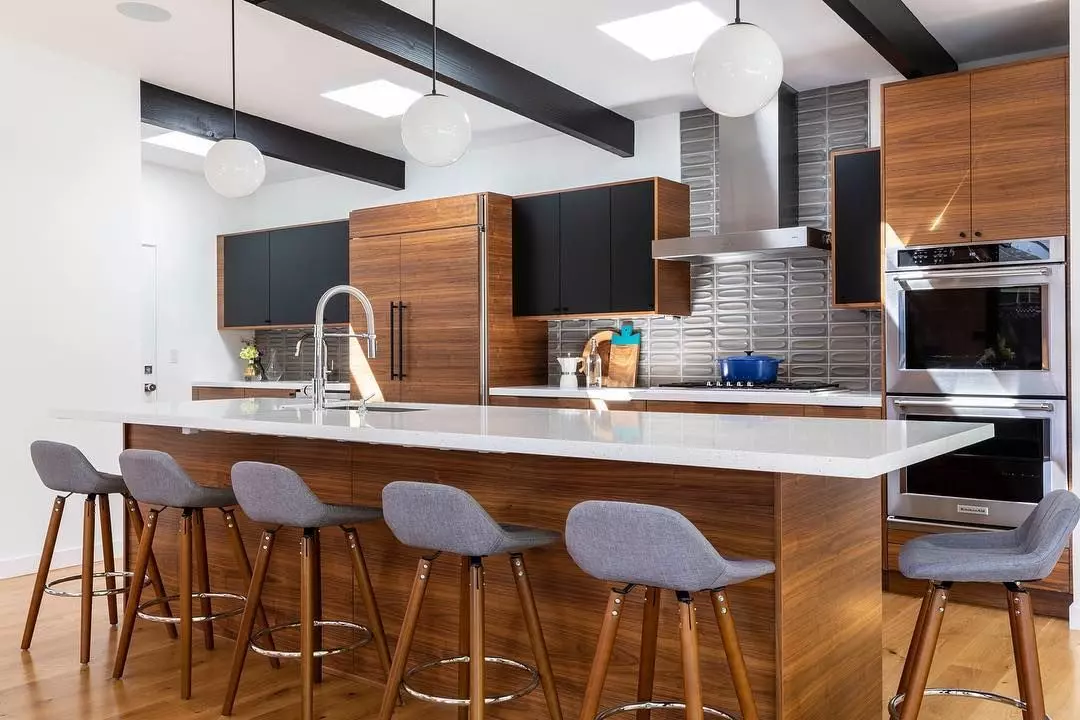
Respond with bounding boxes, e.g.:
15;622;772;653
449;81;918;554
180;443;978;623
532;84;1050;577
43;571;143;598
889;688;1051;719
136;592;246;624
595;701;737;720
401;655;540;706
249;620;373;659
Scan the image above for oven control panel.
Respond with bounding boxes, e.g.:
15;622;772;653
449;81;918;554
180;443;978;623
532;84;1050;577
887;237;1064;272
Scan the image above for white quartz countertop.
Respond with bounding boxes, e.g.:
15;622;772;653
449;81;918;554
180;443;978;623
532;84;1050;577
55;399;991;479
490;385;883;408
193;380;351;392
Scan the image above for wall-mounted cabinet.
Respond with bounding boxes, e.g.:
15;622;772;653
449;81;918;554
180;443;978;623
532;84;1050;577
883;56;1067;247
512;178;691;318
218;221;349;329
830;148;882;308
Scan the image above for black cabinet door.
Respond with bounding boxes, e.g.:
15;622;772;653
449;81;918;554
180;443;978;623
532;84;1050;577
512;195;561;316
222;231;270;327
268;221;350;325
832;149;882;306
559;187;611;315
610;181;656;313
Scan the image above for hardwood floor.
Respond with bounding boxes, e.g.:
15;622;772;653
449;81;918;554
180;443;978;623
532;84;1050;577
2;564;1079;719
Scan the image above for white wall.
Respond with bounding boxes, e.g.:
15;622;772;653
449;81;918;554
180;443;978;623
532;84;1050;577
140;164;243;399
1069;0;1080;629
0;33;142;577
224;114;682;231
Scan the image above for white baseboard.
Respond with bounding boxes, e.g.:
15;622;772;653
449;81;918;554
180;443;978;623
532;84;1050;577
1071;601;1080;630
0;546;122;581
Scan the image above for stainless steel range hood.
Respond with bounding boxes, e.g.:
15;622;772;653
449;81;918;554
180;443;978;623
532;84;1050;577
653;227;831;264
655;85;832;263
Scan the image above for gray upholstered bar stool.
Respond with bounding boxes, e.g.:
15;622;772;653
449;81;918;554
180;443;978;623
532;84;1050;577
112;449;276;700
21;441;174;664
566;500;774;720
890;490;1080;720
221;461;392;720
378;481;564;720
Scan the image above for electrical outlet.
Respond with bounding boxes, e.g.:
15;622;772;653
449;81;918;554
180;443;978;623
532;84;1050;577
169;349;179;364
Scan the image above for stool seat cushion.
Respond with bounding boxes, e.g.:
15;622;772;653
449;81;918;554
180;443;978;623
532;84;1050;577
382;481;559;556
565;501;775;592
120;450;237;509
31;441;128;495
232;462;382;528
899;490;1080;583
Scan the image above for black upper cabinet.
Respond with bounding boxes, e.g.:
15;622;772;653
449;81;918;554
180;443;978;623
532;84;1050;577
610;182;656;313
512;195;561;316
831;149;882;307
222;231;271;327
559;187;612;315
221;221;348;328
268;222;349;325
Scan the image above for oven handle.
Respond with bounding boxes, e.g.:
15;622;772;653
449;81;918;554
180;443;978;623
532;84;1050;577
893;399;1055;413
891;266;1052;283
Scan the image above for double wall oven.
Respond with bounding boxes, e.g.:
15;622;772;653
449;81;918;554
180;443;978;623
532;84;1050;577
884;237;1068;528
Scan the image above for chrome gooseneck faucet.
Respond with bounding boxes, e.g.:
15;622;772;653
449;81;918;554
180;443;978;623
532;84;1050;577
300;285;377;410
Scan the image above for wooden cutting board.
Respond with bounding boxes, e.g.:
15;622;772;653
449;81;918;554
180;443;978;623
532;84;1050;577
581;330;639;388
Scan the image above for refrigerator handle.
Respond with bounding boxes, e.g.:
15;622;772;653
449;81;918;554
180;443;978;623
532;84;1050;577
389;302;398;380
398;302;407;380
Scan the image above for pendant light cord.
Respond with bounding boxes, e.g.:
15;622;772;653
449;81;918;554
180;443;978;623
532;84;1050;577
231;0;238;138
430;0;437;95
734;0;741;23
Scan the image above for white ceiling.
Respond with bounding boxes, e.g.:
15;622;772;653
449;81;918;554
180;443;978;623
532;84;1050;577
2;0;1068;181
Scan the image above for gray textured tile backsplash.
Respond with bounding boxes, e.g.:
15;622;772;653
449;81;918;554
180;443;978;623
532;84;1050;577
549;81;881;391
251;329;349;383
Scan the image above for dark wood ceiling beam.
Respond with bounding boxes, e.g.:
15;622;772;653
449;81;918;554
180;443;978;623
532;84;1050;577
141;82;406;190
822;0;957;78
247;0;635;157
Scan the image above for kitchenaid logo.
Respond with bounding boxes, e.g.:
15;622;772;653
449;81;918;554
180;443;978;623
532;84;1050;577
957;503;990;516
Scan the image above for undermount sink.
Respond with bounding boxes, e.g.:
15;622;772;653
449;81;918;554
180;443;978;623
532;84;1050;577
275;401;426;413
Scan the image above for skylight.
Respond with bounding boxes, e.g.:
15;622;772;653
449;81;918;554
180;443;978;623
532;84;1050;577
142;131;217;157
322;80;424;118
597;2;726;61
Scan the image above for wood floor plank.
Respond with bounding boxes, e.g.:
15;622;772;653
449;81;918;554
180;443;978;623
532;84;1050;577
2;565;1079;719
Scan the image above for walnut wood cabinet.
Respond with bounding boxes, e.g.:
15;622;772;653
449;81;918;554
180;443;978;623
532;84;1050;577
191;386;298;400
349;194;547;405
883;56;1067;247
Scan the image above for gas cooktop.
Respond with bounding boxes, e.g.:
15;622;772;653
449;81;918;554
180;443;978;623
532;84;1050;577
657;381;846;393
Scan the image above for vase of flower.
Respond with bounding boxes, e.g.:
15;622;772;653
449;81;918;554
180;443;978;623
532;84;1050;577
264;349;284;382
240;341;260;382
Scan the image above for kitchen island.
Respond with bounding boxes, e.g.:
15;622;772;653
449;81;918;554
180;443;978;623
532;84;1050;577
56;400;992;720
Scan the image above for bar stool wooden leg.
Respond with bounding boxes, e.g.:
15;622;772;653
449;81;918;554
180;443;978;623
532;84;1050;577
98;495;119;626
898;583;950;720
710;589;759;720
222;530;277;716
378;556;435;720
635;587;661;720
311;527;323;684
191;508;214;651
510;553;563;720
578;587;628;720
468;557;486;720
677;592;704;720
114;509;160;678
80;494;97;665
344;527;392;678
897;582;936;700
179;510;194;700
300;529;318;720
1007;584;1046;720
223;510;279;669
126;499;176;639
1007;585;1030;717
458;556;471;720
21;495;66;651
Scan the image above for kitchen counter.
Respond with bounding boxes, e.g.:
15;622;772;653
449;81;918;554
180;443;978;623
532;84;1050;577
57;398;985;479
490;384;883;407
56;399;991;720
192;380;351;392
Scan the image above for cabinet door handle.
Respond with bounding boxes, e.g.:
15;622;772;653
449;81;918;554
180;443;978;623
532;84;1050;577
399;302;406;379
959;232;967;238
389;302;398;380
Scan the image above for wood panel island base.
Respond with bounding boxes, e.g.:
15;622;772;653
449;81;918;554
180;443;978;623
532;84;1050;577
57;401;991;720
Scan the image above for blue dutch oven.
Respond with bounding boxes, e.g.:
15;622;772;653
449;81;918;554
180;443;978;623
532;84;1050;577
717;351;782;384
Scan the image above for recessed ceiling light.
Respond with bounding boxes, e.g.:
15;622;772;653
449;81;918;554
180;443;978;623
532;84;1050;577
143;131;216;157
322;80;424;119
116;2;172;23
597;2;726;61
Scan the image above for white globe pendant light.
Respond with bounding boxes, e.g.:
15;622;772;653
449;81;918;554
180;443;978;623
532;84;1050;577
401;0;471;167
692;0;784;118
204;0;266;197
